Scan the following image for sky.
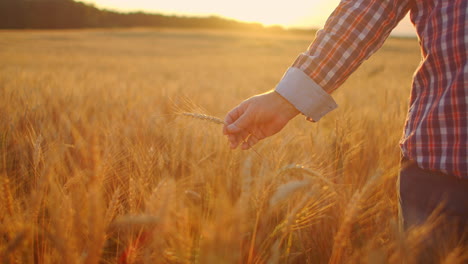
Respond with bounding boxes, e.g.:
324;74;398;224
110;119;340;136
78;0;416;36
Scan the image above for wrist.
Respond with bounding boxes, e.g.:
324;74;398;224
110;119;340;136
272;91;300;118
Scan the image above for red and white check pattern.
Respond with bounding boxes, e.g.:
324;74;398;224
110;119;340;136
283;0;467;178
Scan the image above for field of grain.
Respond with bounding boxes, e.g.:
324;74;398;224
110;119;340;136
0;29;465;263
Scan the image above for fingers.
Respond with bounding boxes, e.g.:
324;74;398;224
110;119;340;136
223;105;243;135
226;110;253;134
223;101;254;135
241;131;265;150
227;129;265;150
228;130;249;149
226;110;255;149
224;104;249;148
223;99;264;150
241;134;259;150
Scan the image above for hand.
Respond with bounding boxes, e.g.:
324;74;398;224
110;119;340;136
223;91;300;150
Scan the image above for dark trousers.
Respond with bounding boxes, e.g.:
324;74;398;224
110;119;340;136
398;159;468;262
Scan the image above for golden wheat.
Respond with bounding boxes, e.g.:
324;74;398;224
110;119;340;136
0;28;464;264
182;112;226;125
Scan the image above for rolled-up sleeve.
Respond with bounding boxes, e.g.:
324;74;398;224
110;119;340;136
275;0;412;121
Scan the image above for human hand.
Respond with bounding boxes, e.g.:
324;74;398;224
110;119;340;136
223;91;299;150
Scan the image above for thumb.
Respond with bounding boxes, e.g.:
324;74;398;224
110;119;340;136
226;110;253;134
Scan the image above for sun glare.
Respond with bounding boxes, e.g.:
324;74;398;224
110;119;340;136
78;0;415;35
78;0;339;28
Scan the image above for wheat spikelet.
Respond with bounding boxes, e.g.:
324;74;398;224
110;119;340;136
441;246;468;264
269;180;310;208
105;187;122;226
63;173;85;192
86;186;107;264
182;112;269;164
1;229;28;260
32;134;43;170
292;191;336;231
277;164;334;186
110;215;160;230
1;174;14;216
328;171;383;264
328;189;363;264
182;112;225;125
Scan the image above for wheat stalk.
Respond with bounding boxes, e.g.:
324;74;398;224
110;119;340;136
269;180;311;208
328;189;363;264
1;174;14;216
104;187;122;226
441;246;468;264
181;112;269;164
182;113;225;125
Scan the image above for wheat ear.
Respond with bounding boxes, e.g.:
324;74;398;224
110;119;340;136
182;113;225;125
181;112;269;164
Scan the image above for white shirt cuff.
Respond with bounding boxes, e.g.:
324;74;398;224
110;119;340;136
275;67;338;122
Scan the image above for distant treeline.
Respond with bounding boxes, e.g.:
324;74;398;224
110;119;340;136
0;0;310;33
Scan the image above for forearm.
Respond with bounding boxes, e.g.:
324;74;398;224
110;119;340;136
276;0;412;121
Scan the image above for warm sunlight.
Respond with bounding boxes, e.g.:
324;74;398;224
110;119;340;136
78;0;415;35
79;0;338;28
3;0;466;262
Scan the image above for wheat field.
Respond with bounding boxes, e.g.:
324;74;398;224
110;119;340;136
0;28;466;263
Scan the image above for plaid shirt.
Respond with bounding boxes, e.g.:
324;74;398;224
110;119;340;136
275;0;467;178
